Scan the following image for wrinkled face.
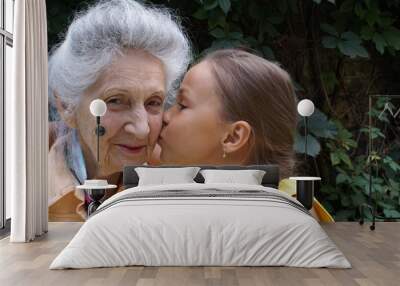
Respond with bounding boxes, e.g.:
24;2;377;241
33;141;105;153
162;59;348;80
75;49;166;177
158;61;228;165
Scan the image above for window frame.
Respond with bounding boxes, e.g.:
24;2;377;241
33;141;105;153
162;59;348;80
0;0;13;233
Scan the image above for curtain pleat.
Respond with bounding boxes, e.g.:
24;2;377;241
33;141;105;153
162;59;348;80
10;0;48;242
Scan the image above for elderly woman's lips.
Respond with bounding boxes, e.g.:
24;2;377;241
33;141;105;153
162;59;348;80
116;144;146;154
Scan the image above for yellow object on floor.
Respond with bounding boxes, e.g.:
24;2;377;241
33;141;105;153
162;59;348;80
278;179;334;223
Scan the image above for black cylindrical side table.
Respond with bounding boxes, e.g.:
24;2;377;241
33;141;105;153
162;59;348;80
289;177;321;210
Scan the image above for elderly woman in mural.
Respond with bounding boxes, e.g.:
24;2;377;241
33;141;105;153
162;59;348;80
48;0;191;221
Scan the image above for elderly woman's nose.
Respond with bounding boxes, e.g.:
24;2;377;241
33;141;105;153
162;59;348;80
163;107;173;125
124;121;150;139
124;107;150;139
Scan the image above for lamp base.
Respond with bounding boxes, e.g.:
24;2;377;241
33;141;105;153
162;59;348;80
87;188;107;216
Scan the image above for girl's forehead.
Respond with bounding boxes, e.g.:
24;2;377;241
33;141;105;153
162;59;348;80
181;62;219;104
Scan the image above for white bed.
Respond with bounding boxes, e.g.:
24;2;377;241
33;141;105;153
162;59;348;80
50;183;350;269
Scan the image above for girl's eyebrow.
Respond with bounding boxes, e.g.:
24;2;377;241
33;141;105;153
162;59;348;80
177;87;190;102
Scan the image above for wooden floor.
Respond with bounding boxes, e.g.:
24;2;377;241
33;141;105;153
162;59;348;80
0;222;398;286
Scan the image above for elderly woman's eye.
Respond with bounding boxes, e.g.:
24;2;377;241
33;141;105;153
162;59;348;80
107;97;123;105
148;100;162;107
146;98;163;113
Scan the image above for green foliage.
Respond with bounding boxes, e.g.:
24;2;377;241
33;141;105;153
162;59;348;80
319;98;400;221
294;109;337;157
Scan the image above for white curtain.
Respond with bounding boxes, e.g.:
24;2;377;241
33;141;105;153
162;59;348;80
8;0;48;242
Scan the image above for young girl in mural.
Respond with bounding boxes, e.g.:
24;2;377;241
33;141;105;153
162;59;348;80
47;0;191;221
157;48;333;221
158;49;297;178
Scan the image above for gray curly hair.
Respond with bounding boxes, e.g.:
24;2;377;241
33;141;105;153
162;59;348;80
48;0;192;116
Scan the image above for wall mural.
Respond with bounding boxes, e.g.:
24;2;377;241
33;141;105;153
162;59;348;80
47;0;400;222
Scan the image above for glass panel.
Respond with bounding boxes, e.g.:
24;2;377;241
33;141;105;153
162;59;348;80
0;0;3;30
5;43;12;219
0;37;3;228
5;0;13;34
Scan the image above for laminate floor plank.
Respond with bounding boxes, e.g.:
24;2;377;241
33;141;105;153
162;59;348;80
0;222;398;286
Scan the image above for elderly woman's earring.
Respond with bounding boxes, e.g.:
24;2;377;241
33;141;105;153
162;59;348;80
222;151;227;159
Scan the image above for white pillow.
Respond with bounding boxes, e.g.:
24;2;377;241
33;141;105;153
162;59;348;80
135;167;201;186
200;169;266;185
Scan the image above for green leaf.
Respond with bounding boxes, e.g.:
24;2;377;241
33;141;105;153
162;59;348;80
228;31;243;40
376;16;395;28
321;71;339;94
338;151;353;169
331;152;340;165
206;39;241;53
262;22;279;38
335;209;355;221
262;46;275;60
322;36;338;49
382;28;400;50
204;0;219;10
340;195;351;207
193;8;208;20
321;23;339;37
383;157;400;172
342;137;357;149
351;191;366;205
373;33;387;54
210;28;225;39
336;173;349;184
294;133;321;157
341;31;361;43
361;127;385;139
338;40;369;58
365;7;379;27
339;0;353;12
355;3;366;18
218;0;231;14
352;176;368;189
361;26;374;41
383;209;400;218
207;10;227;29
304;109;337;138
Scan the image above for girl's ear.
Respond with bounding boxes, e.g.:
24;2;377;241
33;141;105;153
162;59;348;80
54;92;77;129
221;120;252;155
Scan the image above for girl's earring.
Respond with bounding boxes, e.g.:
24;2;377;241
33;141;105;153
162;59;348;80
222;151;227;159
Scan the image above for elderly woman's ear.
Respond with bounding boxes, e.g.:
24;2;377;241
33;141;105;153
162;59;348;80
54;92;78;129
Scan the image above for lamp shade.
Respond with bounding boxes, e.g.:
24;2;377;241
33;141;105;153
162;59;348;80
90;99;107;117
297;99;315;117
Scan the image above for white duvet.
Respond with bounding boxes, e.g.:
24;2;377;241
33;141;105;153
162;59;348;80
50;183;351;269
